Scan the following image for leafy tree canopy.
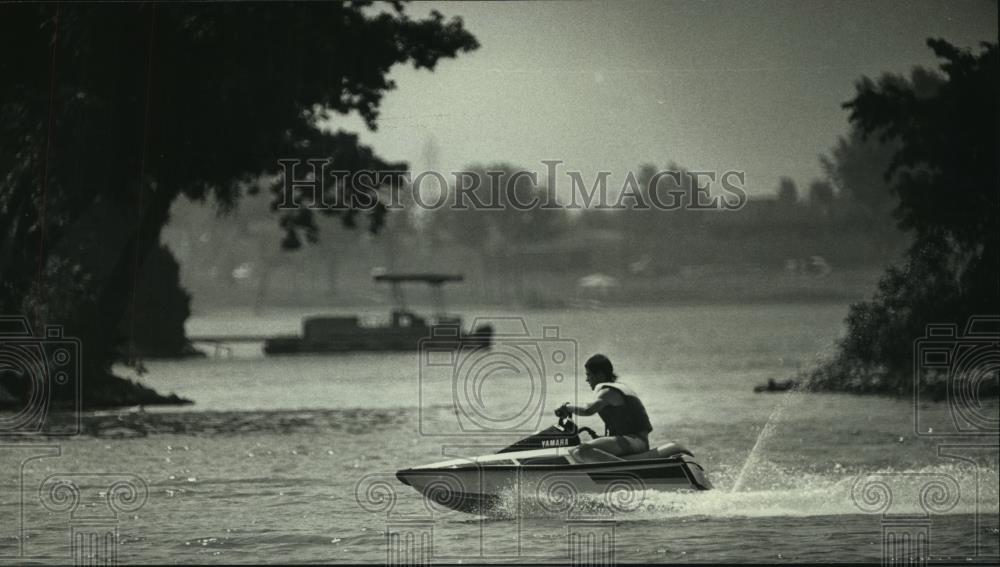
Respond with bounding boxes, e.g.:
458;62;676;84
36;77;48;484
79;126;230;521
809;38;998;397
0;2;478;395
844;39;997;247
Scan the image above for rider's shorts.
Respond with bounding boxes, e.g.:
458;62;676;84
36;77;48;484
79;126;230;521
613;433;650;455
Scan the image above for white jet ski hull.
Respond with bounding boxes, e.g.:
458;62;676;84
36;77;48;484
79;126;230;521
396;446;711;514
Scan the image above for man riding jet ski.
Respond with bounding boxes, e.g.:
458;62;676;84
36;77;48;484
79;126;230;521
395;354;711;514
557;354;654;462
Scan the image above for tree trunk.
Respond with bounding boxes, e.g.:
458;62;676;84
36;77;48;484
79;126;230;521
82;184;178;379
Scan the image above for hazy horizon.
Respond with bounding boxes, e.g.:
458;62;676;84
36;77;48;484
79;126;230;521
325;0;997;196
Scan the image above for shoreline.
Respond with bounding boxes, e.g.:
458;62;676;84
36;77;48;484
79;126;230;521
0;372;193;413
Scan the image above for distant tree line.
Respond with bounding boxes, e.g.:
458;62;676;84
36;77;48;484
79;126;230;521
171;133;912;308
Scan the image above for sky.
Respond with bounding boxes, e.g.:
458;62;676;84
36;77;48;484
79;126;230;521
328;0;997;198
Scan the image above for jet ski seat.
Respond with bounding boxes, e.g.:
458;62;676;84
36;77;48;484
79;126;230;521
622;442;694;461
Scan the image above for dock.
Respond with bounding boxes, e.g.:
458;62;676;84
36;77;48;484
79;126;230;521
188;334;282;357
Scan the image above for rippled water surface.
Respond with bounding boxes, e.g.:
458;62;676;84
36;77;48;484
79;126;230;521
2;303;997;564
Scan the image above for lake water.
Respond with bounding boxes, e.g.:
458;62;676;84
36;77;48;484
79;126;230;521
2;303;997;564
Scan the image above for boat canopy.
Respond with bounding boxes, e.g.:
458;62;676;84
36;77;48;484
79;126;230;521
374;273;465;316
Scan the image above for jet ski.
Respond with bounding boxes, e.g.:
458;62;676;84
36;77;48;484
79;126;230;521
396;411;712;514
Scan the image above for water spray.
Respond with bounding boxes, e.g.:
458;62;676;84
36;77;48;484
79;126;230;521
731;382;803;492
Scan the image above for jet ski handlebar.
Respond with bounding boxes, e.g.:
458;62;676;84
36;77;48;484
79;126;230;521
558;416;600;440
554;403;572;419
555;403;600;439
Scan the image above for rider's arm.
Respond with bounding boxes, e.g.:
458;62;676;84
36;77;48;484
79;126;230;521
565;398;606;416
565;389;616;416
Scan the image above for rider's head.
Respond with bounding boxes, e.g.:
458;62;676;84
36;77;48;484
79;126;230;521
584;354;617;390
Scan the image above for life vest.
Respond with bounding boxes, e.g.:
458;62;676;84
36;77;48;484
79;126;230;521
595;382;653;436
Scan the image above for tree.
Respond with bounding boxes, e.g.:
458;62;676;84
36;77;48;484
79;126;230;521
819;67;944;226
808;39;998;396
846;41;996;249
429;163;568;303
820;127;898;217
120;243;193;359
807;180;835;206
0;3;478;405
625;162;703;269
777;177;799;204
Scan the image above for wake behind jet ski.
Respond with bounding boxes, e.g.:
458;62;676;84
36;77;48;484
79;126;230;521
395;414;712;515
